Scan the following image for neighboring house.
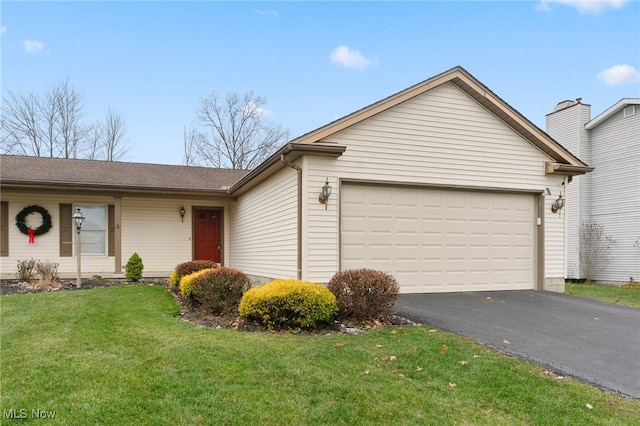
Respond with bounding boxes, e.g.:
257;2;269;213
1;66;593;293
546;98;640;283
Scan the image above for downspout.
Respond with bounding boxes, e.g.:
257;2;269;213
280;154;303;280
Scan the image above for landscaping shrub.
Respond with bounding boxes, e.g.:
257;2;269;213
239;279;337;329
125;253;144;282
179;268;215;298
36;260;59;284
169;260;219;287
15;258;37;282
328;269;399;320
188;268;251;315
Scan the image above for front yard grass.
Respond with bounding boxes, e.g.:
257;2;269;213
2;285;639;425
565;282;640;308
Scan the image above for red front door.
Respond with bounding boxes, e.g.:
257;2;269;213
194;209;221;263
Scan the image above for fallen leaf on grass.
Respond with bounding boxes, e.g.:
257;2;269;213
333;342;344;348
392;369;398;374
416;366;423;371
390;329;398;334
448;383;457;388
428;328;438;333
412;346;418;351
363;370;370;375
389;356;397;361
586;403;593;409
440;344;448;355
458;360;468;366
375;344;383;348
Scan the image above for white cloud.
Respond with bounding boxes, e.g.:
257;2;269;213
597;65;640;85
536;0;628;14
330;45;377;70
1;26;6;34
23;39;44;54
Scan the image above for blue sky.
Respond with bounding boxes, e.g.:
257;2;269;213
2;1;639;166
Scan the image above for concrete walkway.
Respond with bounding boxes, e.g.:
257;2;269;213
394;291;640;399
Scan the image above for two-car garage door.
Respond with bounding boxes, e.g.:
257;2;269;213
341;183;537;293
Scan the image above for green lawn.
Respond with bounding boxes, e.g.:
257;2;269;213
565;282;640;308
2;285;638;425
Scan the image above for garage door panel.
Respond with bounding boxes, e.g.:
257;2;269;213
341;184;536;293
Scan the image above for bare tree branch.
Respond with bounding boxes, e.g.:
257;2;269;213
189;91;290;170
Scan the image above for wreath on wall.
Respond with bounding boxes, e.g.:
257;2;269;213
16;205;53;243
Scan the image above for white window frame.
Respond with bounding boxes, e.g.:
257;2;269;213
76;204;107;255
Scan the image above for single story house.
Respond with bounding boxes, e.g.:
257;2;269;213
1;66;593;293
546;98;640;282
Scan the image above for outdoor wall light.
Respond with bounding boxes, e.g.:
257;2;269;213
319;178;332;209
179;206;186;222
551;194;565;213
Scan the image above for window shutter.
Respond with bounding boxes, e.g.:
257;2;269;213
108;204;115;256
59;204;72;257
1;201;8;256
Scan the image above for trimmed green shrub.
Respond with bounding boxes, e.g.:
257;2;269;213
328;269;399;320
125;253;144;282
179;268;215;298
188;268;251;315
239;279;337;329
169;260;219;287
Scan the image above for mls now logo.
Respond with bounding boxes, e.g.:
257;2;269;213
3;408;57;419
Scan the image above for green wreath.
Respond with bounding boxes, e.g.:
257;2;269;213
15;205;53;236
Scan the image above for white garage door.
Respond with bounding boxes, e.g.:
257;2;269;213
341;183;537;293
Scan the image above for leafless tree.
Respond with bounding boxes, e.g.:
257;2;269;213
579;221;614;283
183;124;206;166
188;91;290;170
101;108;129;161
1;78;130;161
1;90;42;156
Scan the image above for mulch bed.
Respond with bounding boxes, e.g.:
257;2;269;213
1;278;416;335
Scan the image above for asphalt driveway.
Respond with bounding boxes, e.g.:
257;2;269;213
394;291;640;399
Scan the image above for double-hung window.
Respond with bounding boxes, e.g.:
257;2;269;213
77;205;107;255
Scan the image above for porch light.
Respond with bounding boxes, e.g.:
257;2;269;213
319;178;332;209
73;207;85;288
180;205;186;222
551;194;565;213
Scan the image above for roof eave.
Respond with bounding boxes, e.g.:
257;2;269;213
545;162;594;176
229;142;346;196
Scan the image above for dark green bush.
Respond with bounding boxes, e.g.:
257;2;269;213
239;279;337;329
188;268;251;315
169;260;219;287
125;253;144;282
328;269;399;320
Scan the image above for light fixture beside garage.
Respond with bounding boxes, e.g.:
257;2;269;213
319;178;332;209
551;194;565;213
179;205;186;222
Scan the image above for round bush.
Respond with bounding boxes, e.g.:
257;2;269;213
125;253;144;282
189;268;251;315
179;268;215;298
239;279;337;329
328;269;399;320
169;260;219;287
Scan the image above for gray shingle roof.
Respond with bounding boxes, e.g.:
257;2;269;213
0;155;249;194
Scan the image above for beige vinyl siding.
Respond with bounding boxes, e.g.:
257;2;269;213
120;198;230;276
588;109;640;281
0;193;116;278
0;192;228;279
304;83;565;284
230;166;298;281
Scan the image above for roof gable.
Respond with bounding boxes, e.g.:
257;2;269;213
585;98;640;130
290;66;591;173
